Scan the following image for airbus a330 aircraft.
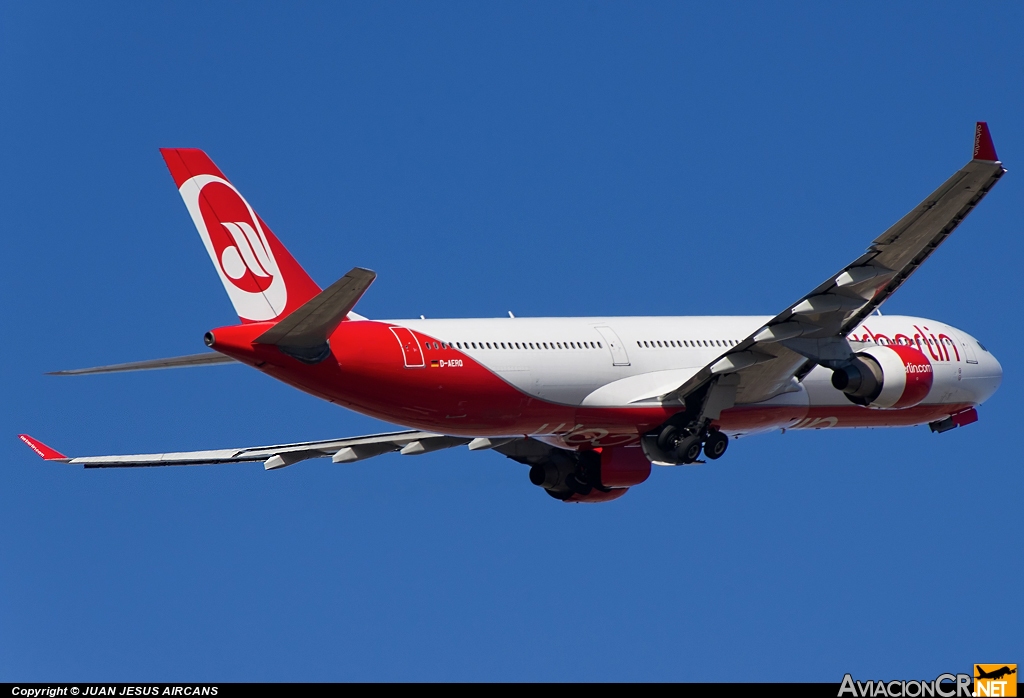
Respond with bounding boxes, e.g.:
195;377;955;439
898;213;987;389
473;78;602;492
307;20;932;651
19;124;1006;503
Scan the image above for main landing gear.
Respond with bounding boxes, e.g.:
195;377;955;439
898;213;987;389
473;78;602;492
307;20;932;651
703;429;729;460
654;424;729;464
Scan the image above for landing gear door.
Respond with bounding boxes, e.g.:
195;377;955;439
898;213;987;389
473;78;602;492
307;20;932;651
390;326;425;368
595;326;630;366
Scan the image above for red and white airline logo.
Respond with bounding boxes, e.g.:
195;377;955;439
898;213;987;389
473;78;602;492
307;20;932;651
178;174;287;321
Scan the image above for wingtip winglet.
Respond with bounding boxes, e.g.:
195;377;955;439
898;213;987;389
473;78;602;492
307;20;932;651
18;434;69;461
973;122;998;162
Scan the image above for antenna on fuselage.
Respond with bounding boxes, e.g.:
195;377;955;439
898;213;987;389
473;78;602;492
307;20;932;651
508;311;515;319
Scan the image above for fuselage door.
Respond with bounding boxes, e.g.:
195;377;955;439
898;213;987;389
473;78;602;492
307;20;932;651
957;333;979;364
390;326;425;368
594;326;630;366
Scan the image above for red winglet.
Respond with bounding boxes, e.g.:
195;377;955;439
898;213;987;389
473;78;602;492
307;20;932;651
18;434;69;461
973;122;998;161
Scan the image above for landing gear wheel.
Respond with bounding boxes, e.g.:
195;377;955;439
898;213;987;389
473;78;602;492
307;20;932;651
703;430;729;460
656;425;679;452
675;436;703;464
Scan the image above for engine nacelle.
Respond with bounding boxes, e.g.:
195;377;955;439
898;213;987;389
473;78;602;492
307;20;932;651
593;446;652;488
831;345;933;408
562;488;629;503
527;446;651;503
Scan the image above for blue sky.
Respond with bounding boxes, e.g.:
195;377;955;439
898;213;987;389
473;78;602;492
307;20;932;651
1;2;1021;682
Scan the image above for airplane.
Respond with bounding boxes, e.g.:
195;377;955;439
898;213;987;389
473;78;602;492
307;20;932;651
19;123;1006;503
976;666;1016;681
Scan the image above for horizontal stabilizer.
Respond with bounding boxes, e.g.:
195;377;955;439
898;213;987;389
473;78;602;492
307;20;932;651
255;267;376;363
48;352;236;376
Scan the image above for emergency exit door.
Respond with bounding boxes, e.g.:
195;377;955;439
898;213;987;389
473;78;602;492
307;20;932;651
390;326;425;368
594;326;630;366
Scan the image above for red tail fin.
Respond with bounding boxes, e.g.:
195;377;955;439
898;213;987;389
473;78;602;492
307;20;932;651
160;148;321;323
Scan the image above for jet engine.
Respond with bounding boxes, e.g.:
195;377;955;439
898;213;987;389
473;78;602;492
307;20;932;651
830;345;933;408
527;446;651;502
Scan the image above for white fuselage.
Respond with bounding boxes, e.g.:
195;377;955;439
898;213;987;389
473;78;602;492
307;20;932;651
396;314;1001;415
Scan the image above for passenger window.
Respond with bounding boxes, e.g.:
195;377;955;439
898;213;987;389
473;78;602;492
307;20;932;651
597;342;602;348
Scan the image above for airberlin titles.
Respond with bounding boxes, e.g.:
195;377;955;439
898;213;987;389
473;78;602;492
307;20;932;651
852;324;963;363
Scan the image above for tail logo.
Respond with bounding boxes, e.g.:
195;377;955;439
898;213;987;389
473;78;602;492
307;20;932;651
178;174;288;321
219;221;274;281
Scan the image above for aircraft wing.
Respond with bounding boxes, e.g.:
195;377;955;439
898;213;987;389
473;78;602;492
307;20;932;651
664;123;1006;406
18;431;480;469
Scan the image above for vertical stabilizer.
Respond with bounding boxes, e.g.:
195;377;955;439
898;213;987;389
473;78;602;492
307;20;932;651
161;148;322;323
